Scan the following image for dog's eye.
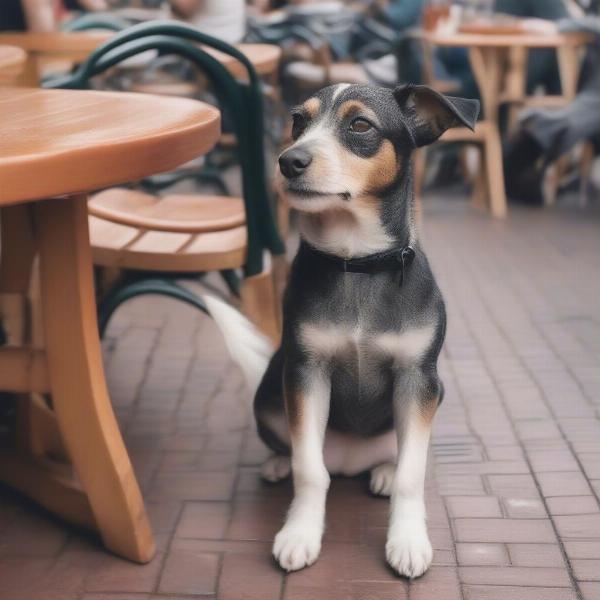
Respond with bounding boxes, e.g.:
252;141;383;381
291;113;307;139
349;118;372;133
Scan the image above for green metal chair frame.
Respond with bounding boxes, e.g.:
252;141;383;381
45;22;284;335
61;13;131;32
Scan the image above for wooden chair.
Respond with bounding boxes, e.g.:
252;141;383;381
46;22;285;343
61;12;132;32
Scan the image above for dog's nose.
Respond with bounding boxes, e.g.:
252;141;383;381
278;148;312;179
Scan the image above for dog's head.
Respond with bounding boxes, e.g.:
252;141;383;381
278;83;479;213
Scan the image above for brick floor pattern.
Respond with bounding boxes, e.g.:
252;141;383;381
1;199;600;599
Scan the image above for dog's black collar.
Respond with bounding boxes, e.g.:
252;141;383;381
303;243;416;286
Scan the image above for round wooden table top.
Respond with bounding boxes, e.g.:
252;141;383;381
0;88;221;206
0;32;281;75
419;28;594;48
0;44;26;72
0;31;113;57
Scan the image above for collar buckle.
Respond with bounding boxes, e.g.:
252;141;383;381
397;246;415;287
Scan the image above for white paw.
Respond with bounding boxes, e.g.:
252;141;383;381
386;524;432;579
370;463;395;497
273;525;322;571
260;455;291;482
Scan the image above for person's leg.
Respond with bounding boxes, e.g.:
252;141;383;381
524;59;600;159
506;49;600;203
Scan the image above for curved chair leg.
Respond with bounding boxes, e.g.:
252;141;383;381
240;265;280;345
98;277;210;338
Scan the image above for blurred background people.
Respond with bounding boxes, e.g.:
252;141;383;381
169;0;246;43
506;0;600;203
1;0;58;32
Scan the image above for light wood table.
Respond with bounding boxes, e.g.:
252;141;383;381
0;31;281;86
0;88;220;562
415;28;593;218
423;29;594;124
0;31;112;85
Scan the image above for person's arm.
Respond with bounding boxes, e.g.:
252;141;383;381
169;0;204;20
21;0;56;32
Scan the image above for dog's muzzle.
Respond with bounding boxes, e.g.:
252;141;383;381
279;147;312;179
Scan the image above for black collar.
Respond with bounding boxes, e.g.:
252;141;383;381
303;242;416;286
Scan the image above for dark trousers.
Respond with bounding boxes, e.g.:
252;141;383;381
522;45;600;160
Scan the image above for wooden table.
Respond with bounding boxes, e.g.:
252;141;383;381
0;88;220;562
415;28;593;217
0;31;281;86
0;32;112;85
422;29;594;125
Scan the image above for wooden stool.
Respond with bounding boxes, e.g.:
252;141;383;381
0;88;220;563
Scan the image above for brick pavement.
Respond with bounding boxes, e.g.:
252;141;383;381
1;196;599;599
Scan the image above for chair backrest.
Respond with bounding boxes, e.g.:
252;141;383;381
61;13;132;33
45;21;284;277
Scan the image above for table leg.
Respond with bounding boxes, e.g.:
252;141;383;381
504;46;527;132
482;123;507;219
557;45;580;102
34;195;155;564
0;205;36;345
469;46;502;124
0;205;52;461
468;47;507;218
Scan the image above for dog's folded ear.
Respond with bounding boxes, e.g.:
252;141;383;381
393;84;480;148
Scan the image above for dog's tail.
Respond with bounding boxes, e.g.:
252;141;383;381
202;295;275;399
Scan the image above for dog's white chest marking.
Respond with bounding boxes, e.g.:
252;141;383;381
374;325;436;363
300;323;436;363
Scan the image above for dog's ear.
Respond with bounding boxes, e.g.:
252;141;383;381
393;84;480;148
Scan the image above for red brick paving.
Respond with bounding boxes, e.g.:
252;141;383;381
1;197;600;599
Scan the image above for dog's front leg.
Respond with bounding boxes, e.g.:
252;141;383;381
386;371;441;579
273;360;330;572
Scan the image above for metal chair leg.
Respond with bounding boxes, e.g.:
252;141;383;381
98;278;209;337
219;269;241;297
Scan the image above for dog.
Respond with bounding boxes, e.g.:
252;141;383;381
205;83;479;579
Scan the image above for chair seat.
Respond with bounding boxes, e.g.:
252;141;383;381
89;189;245;232
129;80;200;98
89;189;247;271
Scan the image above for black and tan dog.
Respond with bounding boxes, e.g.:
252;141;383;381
205;83;479;578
